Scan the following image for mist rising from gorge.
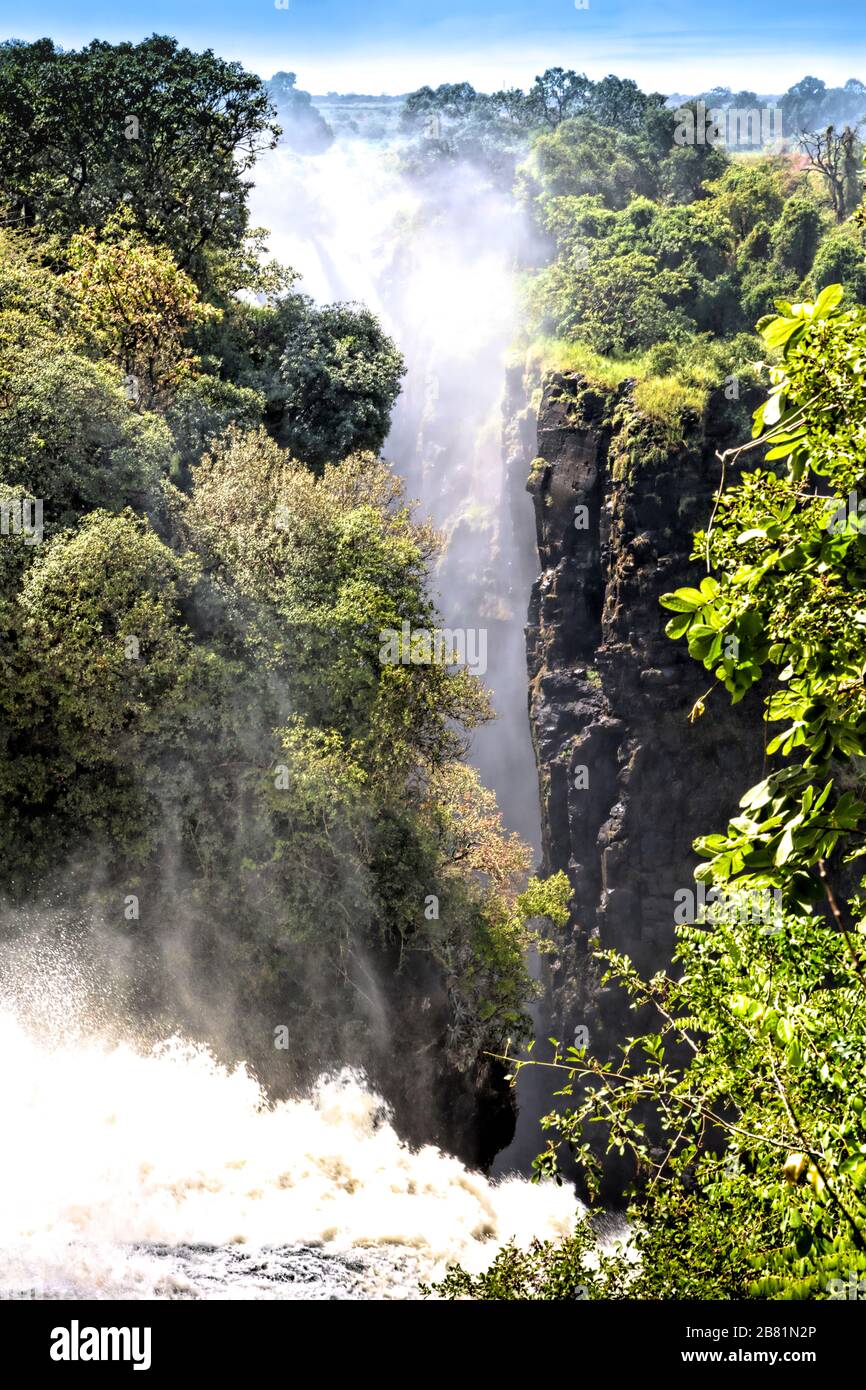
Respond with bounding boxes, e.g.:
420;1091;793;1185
249;134;543;849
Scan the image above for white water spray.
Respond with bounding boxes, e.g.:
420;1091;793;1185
0;1004;576;1299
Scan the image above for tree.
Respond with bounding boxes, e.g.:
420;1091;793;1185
589;74;653;133
0;218;174;525
402;81;481;129
781;75;829;134
839;78;866;127
809;227;866;303
0;343;173;530
64;210;219;407
703;161;786;241
184;425;485;763
0;224;70;344
277;301;406;468
0;36;279;286
527;69;593;129
267;71;333;154
535;248;690;354
529;117;658;207
398;81;530;179
487;87;536;130
1;509;205;870
659;142;729;205
769;196;823;275
164;374;266;487
799;125;863;222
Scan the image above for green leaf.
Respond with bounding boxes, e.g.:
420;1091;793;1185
665;613;693;639
786;1038;804;1070
812;283;844;319
760;317;801;350
660;588;705;612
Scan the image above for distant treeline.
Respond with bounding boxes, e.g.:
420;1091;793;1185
258;69;866;159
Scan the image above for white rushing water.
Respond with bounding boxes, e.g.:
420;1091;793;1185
0;1008;577;1300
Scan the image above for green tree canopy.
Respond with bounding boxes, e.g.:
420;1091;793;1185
276;301;406;468
0;35;279;286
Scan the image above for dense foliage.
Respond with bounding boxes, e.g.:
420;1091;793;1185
5;34;866;1282
0;39;559;1121
523;131;866;359
0;36;279;287
435;270;866;1300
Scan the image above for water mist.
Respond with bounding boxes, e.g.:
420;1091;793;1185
248;133;551;1173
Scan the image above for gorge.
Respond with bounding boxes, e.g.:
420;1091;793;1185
2;119;741;1294
249;127;766;1181
2;36;865;1305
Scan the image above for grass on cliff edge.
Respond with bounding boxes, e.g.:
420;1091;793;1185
521;336;710;429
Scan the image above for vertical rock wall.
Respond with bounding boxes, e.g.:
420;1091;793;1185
524;371;764;1112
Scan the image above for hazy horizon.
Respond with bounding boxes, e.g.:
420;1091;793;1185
1;0;863;97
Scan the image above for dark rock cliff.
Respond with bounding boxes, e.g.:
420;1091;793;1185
521;370;764;1182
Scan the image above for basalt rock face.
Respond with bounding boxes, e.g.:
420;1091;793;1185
524;372;763;1181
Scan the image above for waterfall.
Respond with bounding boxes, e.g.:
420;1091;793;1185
248;133;549;1175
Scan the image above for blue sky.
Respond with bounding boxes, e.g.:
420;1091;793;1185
0;0;863;95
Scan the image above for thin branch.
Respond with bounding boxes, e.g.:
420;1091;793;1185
818;858;866;990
